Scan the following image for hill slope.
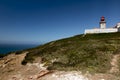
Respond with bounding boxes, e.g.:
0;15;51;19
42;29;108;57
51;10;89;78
22;32;120;73
0;32;120;80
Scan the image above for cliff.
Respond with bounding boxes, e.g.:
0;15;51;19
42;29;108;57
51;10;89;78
0;32;120;80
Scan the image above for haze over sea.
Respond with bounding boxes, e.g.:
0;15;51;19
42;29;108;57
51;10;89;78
0;44;38;54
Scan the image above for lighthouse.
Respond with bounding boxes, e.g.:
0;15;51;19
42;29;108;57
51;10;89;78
84;16;120;34
99;16;106;29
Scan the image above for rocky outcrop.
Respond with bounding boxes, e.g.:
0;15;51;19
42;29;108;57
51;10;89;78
0;52;51;80
0;52;120;80
39;71;89;80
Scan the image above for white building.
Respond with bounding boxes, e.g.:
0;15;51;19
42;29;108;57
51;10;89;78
84;16;120;34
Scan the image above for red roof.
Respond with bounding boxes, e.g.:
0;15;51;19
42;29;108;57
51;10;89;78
101;16;105;21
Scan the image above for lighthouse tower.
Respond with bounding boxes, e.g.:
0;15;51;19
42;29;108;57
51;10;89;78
99;16;106;29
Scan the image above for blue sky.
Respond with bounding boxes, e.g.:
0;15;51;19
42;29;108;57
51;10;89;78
0;0;120;44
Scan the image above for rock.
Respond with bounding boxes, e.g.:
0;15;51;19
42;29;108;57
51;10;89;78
39;71;89;80
37;70;50;79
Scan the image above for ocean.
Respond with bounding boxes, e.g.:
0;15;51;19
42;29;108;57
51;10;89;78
0;44;38;54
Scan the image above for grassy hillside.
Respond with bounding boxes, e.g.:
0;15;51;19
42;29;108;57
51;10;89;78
22;32;120;73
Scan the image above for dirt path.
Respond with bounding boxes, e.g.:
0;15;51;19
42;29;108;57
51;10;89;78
109;54;120;73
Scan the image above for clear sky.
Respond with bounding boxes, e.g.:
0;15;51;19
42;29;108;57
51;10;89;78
0;0;120;44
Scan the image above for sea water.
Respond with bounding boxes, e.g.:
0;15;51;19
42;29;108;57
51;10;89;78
0;44;38;54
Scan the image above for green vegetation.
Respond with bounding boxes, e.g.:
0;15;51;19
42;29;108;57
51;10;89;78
21;32;120;73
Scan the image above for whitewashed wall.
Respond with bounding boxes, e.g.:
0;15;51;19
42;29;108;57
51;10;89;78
84;28;118;34
117;23;120;28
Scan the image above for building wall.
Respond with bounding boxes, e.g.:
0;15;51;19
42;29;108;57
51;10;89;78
100;23;106;29
84;28;118;34
118;28;120;32
117;23;120;28
100;22;106;29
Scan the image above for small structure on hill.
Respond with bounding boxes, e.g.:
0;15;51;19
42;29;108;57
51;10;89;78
84;16;120;34
99;16;106;29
